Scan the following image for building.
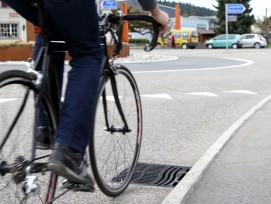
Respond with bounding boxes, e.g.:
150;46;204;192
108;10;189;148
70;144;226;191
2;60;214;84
188;16;216;44
131;16;215;44
0;1;35;43
0;1;215;45
122;2;216;45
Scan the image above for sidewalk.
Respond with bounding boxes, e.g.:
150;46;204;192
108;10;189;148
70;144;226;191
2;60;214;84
163;94;271;204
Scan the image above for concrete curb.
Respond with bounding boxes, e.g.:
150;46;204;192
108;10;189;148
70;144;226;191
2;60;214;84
162;94;271;204
0;54;178;66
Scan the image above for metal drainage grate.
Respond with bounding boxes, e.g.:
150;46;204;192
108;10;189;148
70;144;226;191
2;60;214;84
113;163;191;187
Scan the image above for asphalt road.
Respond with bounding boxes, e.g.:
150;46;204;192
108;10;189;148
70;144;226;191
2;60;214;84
1;48;271;203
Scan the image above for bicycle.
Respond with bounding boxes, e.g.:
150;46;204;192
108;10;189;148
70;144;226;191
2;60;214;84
0;1;160;203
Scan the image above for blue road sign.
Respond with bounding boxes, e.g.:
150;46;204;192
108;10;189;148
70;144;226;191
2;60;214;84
227;4;246;14
102;0;117;10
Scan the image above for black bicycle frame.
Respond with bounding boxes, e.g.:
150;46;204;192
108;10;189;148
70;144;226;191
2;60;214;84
99;16;131;134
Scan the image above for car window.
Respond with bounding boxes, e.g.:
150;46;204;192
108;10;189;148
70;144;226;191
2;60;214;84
241;36;247;40
174;32;181;38
247;35;254;39
229;35;236;39
182;32;189;38
216;35;226;40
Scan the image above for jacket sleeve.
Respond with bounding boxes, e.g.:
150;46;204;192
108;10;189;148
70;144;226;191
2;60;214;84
137;0;157;11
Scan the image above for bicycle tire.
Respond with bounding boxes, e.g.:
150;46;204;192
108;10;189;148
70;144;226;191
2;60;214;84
0;70;58;203
89;65;142;197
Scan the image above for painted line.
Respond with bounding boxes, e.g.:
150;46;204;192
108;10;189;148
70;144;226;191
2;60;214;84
0;98;17;103
141;94;172;99
133;58;254;74
223;90;258;95
184;92;218;97
102;96;123;101
162;94;271;204
0;57;254;74
61;94;171;102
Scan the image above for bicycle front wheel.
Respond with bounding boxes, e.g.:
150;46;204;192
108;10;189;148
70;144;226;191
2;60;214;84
0;70;58;203
90;65;142;197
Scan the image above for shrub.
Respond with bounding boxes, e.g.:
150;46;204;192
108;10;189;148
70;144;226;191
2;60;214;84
129;38;150;44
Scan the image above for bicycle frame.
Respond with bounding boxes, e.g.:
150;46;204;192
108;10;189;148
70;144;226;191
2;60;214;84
0;2;160;201
98;12;160;134
98;15;131;134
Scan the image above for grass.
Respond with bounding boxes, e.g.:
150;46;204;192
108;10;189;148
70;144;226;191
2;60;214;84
0;41;35;47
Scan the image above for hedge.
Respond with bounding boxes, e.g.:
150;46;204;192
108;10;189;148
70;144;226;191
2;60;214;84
129;38;150;44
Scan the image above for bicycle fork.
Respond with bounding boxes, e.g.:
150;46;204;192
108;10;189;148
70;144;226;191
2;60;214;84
103;70;131;134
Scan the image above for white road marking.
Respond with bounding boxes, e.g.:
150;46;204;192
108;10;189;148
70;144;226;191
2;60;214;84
141;94;172;99
185;92;218;97
133;57;254;73
0;98;17;103
2;89;259;105
223;90;258;95
104;96;123;101
0;57;254;74
162;94;271;204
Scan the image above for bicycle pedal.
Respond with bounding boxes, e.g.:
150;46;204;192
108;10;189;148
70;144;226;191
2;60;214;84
60;179;95;192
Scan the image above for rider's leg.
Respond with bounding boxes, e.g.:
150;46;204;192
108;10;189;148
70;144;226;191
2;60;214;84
44;0;103;183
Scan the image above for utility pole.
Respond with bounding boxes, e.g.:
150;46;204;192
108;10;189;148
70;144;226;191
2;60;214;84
225;4;229;50
266;8;268;37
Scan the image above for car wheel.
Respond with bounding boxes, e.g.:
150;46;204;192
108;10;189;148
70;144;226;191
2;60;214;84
231;44;238;49
207;44;213;49
181;44;188;49
254;42;261;49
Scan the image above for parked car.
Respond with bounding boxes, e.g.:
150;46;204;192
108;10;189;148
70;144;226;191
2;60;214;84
157;29;199;49
206;34;242;49
240;34;267;48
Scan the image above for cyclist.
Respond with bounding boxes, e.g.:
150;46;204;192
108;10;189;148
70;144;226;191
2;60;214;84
2;0;169;187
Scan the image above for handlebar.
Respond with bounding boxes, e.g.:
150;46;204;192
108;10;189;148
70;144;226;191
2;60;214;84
102;13;161;55
123;14;161;52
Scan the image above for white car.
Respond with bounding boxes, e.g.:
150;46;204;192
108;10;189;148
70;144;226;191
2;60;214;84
241;34;267;48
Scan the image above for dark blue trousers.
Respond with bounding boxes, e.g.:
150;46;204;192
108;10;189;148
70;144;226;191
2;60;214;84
3;0;103;155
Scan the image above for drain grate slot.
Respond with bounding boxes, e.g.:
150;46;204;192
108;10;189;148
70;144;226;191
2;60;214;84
113;163;191;187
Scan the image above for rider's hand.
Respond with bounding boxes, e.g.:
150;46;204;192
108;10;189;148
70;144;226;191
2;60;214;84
150;6;170;34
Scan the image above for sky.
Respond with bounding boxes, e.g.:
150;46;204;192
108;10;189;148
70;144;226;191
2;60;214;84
170;0;270;19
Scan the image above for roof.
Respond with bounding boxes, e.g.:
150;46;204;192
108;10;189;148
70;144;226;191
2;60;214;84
197;29;215;34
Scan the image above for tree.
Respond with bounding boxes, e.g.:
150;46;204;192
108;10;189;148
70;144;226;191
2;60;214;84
255;15;271;36
127;8;153;35
214;0;255;35
157;0;216;16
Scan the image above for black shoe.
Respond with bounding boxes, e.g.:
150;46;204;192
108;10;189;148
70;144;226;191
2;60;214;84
36;126;52;150
48;144;95;187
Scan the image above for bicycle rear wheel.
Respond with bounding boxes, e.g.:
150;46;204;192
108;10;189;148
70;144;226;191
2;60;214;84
0;70;58;203
90;65;142;197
